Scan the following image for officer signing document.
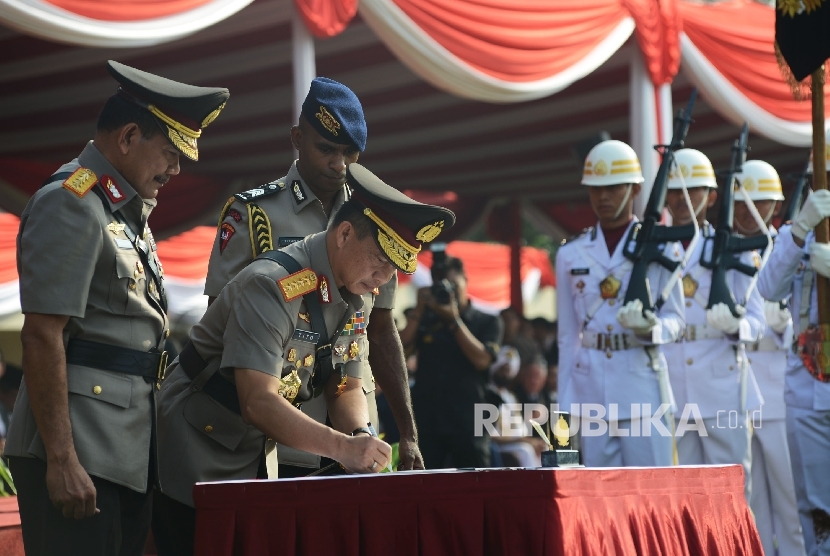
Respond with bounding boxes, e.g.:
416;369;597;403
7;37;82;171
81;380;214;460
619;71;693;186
152;164;455;554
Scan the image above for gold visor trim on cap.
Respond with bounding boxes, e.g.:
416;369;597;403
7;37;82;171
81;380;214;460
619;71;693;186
166;127;198;161
201;102;226;128
364;208;420;273
148;104;201;138
416;221;444;242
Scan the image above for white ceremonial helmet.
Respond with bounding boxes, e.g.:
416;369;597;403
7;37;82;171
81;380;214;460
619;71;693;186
734;160;784;202
667;148;717;190
581;140;644;186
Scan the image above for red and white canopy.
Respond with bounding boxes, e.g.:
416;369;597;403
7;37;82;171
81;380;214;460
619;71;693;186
0;0;819;238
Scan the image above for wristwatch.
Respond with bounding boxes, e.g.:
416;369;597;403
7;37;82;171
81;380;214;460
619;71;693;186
351;427;373;437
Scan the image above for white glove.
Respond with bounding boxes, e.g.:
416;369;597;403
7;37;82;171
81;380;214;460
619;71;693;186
793;189;830;241
763;300;791;334
616;299;658;335
809;241;830;279
706;302;745;335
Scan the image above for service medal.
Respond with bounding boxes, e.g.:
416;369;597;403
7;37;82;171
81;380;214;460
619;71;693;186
599;275;621;300
682;275;698;298
334;344;346;358
303;354;314;368
287;348;297;363
349;340;359;360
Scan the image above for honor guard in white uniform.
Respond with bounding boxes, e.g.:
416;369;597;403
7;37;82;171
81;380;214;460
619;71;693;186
203;78;423;474
734;160;805;555
662;148;764;497
758;156;830;555
557;140;685;467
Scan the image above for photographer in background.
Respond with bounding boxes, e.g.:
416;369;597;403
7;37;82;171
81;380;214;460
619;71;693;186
400;247;503;469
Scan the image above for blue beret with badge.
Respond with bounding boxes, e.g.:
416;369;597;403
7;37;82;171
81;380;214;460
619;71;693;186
301;77;367;152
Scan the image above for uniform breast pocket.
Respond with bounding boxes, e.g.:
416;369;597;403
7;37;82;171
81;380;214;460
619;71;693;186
108;253;149;315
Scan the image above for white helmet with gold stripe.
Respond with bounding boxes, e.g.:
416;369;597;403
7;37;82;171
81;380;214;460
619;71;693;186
667;148;717;189
581;140;644;186
734;160;784;201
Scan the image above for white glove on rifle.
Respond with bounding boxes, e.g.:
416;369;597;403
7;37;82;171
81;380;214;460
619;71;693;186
763;300;791;334
793;189;830;241
809;242;830;279
616;299;658;335
706;302;745;335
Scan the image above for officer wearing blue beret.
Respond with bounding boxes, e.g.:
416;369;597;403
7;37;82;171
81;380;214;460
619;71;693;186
202;77;425;476
6;61;228;556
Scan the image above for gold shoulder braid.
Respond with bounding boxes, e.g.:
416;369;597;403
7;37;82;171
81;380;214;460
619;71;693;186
217;196;235;230
247;203;273;257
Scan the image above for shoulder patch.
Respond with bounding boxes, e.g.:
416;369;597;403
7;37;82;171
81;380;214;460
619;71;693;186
277;268;319;302
62;168;97;198
234;181;285;203
560;226;593;246
247;203;273;257
217;196;236;229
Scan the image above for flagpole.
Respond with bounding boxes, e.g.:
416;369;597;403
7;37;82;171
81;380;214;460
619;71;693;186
811;66;830;330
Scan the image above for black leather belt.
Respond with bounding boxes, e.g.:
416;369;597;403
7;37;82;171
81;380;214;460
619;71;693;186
179;341;241;415
66;338;167;383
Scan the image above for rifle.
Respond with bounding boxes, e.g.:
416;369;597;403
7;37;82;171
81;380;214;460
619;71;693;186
782;155;812;223
700;123;770;316
622;89;698;312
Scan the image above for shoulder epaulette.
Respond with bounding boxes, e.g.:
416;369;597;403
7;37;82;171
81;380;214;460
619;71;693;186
234;181;286;203
277;268;319;302
61;167;98;198
560;226;594;246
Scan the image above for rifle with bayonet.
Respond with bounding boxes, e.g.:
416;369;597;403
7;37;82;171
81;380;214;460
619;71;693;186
700;123;770;317
782;155;812;223
622;89;699;312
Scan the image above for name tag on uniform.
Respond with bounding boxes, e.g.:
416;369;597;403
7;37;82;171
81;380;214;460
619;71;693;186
278;237;303;247
292;329;320;344
115;238;133;249
571;268;589;275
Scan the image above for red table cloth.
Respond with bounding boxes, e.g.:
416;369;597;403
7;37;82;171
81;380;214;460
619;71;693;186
193;465;762;555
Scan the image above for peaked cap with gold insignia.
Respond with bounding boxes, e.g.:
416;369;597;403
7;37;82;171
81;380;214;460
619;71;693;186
301;77;366;151
106;60;230;162
347;163;455;274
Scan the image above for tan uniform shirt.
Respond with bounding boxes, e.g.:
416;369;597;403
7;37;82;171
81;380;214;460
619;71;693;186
156;232;366;506
204;161;394;467
6;141;169;493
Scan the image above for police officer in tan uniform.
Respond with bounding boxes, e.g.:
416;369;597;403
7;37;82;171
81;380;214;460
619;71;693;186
204;77;423;474
153;164;454;555
6;61;228;556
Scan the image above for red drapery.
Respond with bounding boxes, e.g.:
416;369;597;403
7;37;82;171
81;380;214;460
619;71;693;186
293;0;357;38
296;0;679;84
408;241;556;290
42;0;215;21
678;0;829;122
192;465;761;555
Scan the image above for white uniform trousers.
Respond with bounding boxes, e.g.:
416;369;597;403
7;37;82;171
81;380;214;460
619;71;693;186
580;419;674;467
750;419;805;556
787;406;830;556
676;415;752;498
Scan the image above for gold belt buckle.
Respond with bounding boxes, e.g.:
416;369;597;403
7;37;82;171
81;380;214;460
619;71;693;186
156;350;169;389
